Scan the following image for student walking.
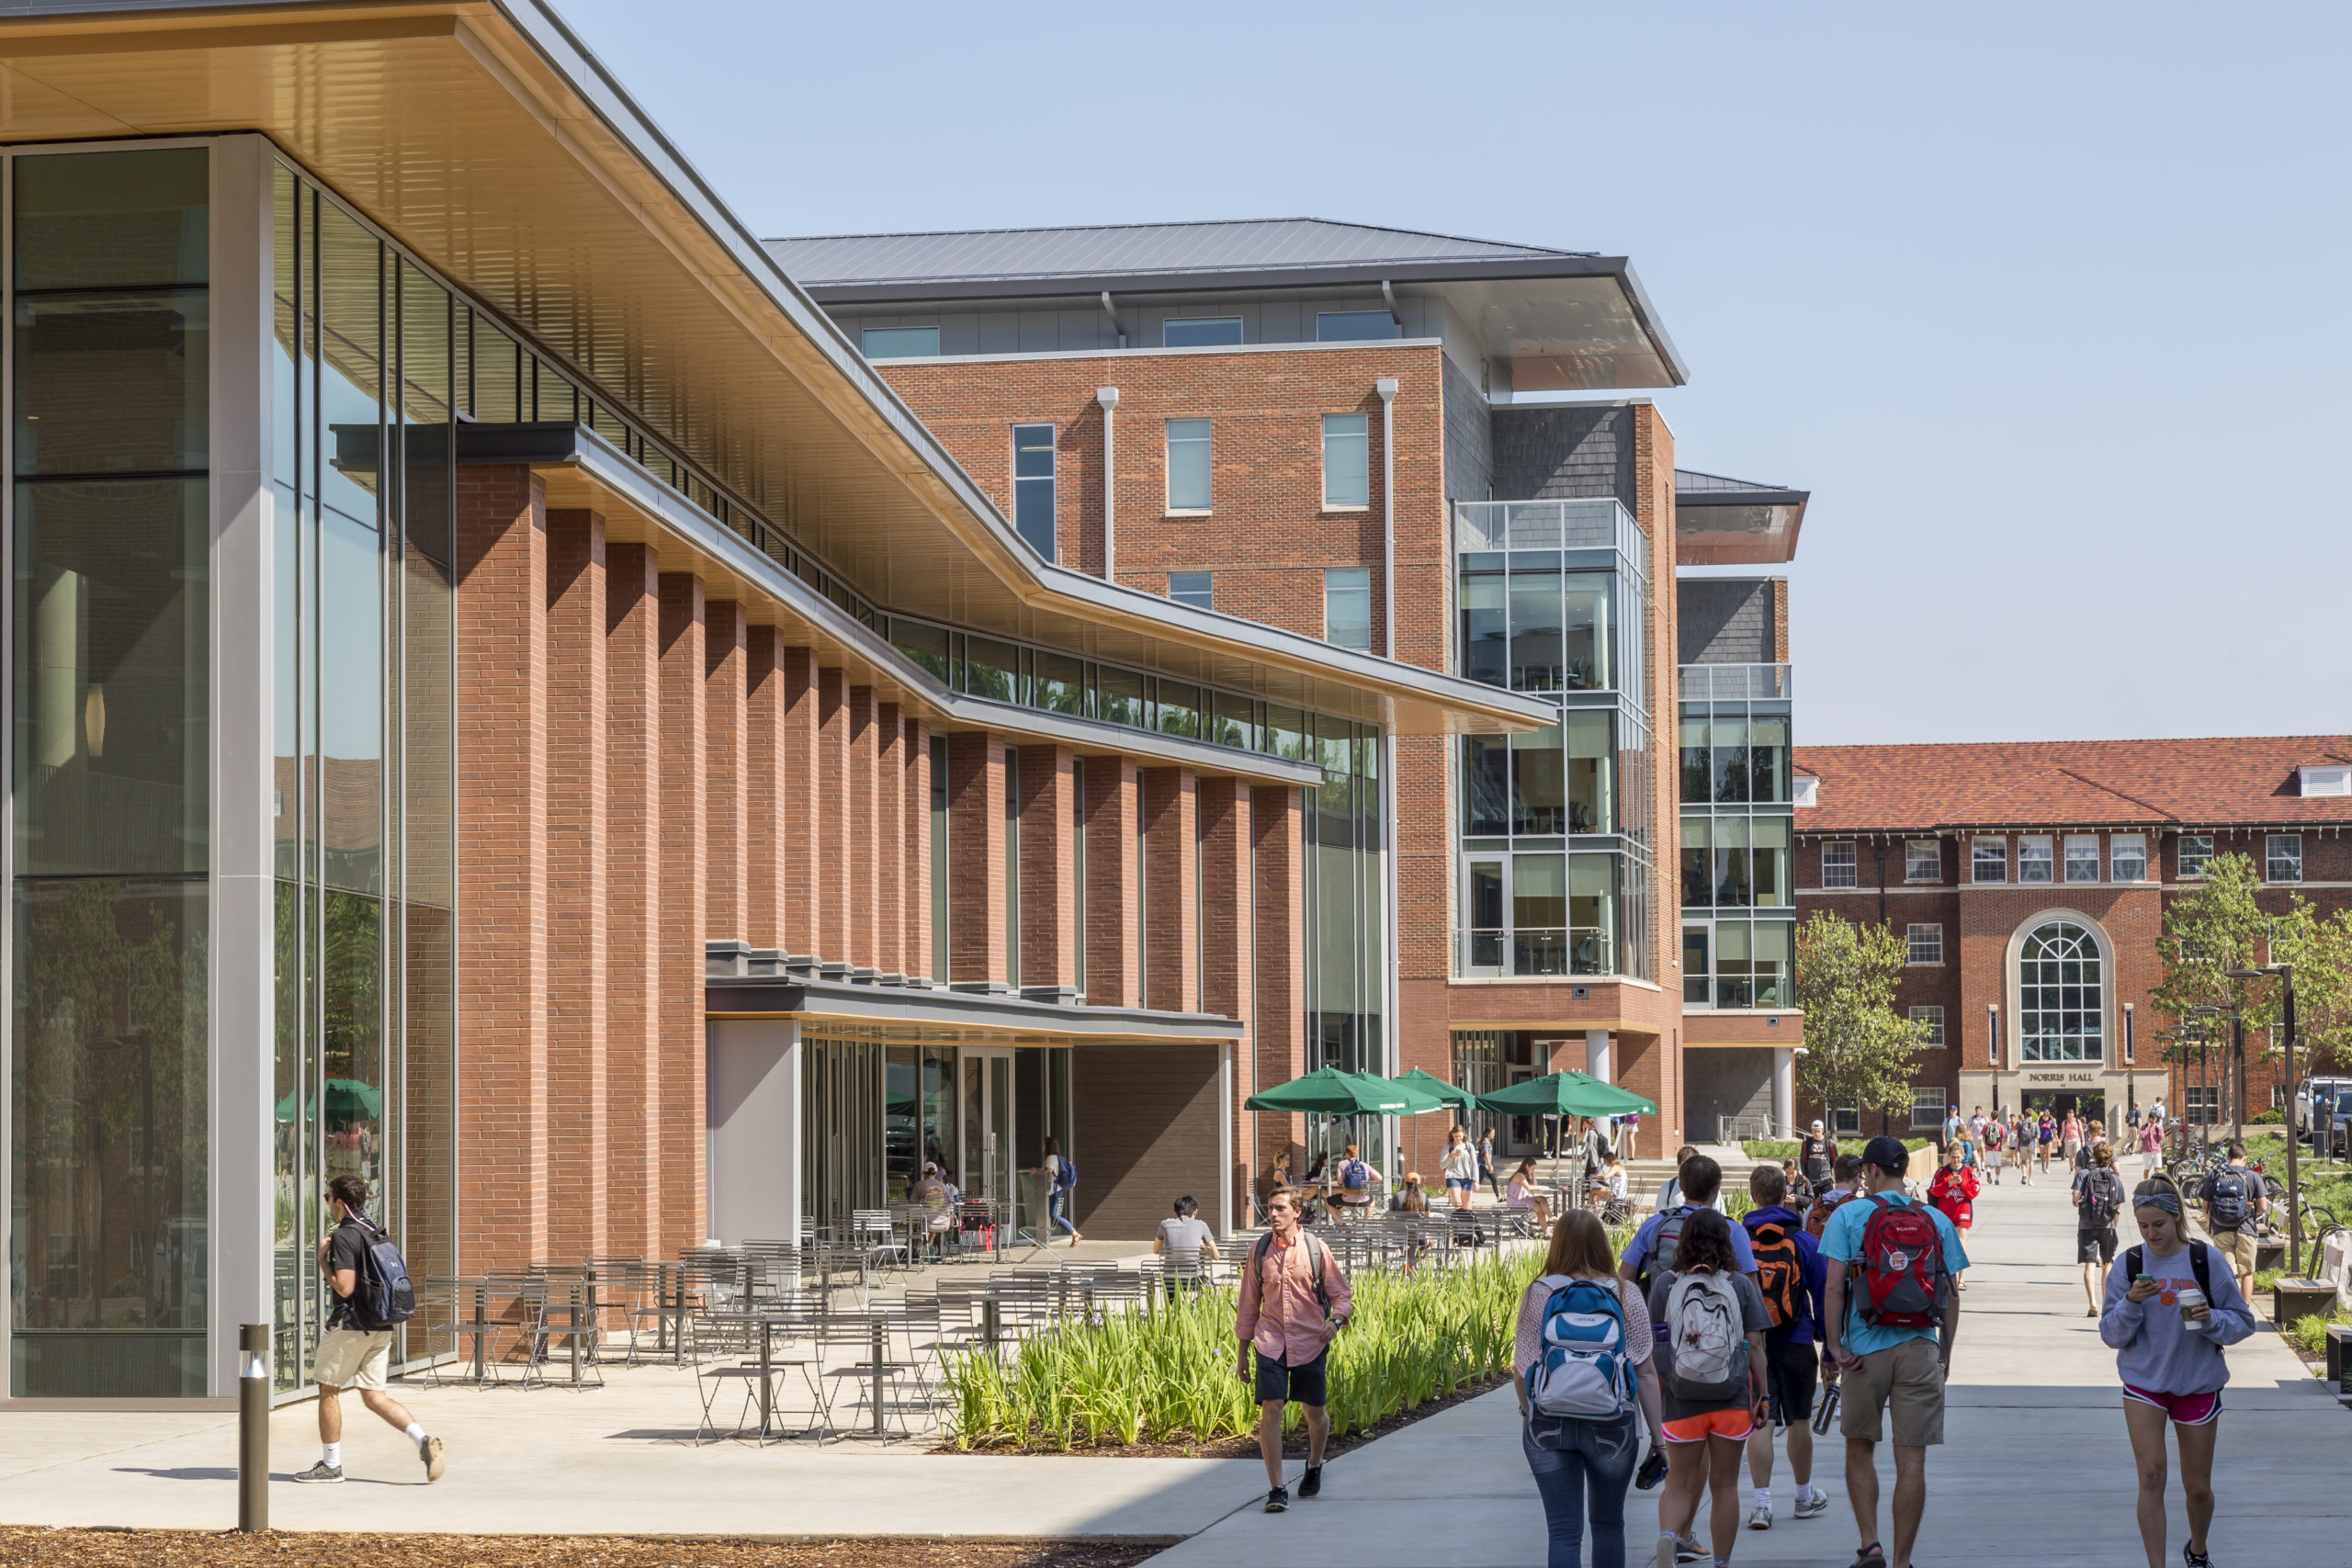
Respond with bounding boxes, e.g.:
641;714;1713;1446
2101;1173;2255;1568
1805;1155;1862;1238
1514;1210;1667;1568
1041;1136;1082;1245
2060;1111;2085;1170
1646;1208;1770;1568
2037;1111;2057;1176
2136;1115;2165;1177
1927;1144;1979;1292
1820;1136;1968;1568
1442;1125;1479;1211
2195;1141;2269;1298
1799;1120;1838;1194
2074;1140;2127;1315
294;1176;446;1484
1740;1164;1830;1531
1623;1155;1759;1290
1479;1126;1503;1200
1982;1114;2005;1186
1237;1186;1352;1513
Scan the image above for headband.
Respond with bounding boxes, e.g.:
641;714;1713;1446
2134;1191;2180;1216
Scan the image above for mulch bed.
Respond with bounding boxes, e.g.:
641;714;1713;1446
0;1530;1164;1568
935;1372;1508;1458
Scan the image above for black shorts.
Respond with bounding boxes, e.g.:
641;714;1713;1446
1764;1338;1819;1425
2078;1225;2118;1265
1254;1348;1329;1406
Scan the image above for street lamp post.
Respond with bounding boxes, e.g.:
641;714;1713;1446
2229;962;2301;1275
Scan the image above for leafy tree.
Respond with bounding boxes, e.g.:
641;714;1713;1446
1794;910;1929;1127
2265;901;2352;1075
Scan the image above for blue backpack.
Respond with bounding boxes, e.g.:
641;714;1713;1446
1053;1155;1078;1192
1524;1275;1637;1419
348;1214;417;1332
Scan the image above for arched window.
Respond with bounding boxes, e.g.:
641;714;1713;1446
2019;919;2103;1062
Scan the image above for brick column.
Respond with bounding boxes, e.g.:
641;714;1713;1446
1141;768;1199;1012
704;600;748;943
1083;755;1141;1008
945;731;1008;988
742;626;785;950
876;703;906;979
454;467;549;1269
604;543;662;1262
777;646;820;958
1017;745;1078;997
813;666;850;965
1252;784;1306;1179
544;508;607;1265
847;684;879;976
657;571;707;1254
905;716;933;983
1200;778;1254;1227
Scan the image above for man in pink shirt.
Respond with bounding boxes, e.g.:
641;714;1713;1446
1237;1186;1352;1513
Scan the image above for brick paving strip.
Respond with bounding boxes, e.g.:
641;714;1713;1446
0;1531;1159;1568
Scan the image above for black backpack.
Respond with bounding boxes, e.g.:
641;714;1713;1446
2080;1167;2124;1230
348;1214;418;1331
2122;1241;2212;1302
2205;1169;2251;1230
1640;1205;1696;1287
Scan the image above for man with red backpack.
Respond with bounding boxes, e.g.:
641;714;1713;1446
1740;1163;1829;1532
1819;1136;1968;1568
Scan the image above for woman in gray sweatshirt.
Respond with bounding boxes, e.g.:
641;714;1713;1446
2098;1173;2255;1568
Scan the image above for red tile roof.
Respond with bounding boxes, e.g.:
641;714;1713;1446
1790;735;2352;834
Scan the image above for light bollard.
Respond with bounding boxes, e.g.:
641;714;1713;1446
238;1323;270;1531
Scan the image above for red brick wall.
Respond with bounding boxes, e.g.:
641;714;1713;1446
876;704;907;978
776;646;820;957
1200;778;1254;1228
703;601;748;943
1142;768;1199;1012
905;717;932;983
1083;754;1141;1007
544;509;608;1264
741;626;786;952
656;572;707;1253
813;667;849;962
604;543;662;1261
1251;785;1306;1182
946;731;1009;986
846;684;879;973
1018;744;1077;991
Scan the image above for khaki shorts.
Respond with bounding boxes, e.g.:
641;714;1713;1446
1839;1336;1945;1447
2212;1229;2260;1275
311;1327;394;1391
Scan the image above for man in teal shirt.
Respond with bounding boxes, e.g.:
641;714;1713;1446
1820;1136;1968;1568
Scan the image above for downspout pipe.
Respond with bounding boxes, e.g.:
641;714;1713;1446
1377;378;1399;659
1374;377;1403;1162
1096;386;1119;581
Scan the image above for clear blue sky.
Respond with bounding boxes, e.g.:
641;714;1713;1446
556;0;2350;747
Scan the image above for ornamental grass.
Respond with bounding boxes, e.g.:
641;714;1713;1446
941;1245;1544;1450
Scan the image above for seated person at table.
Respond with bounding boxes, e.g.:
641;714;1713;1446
1505;1158;1553;1227
1154;1195;1219;1266
912;1163;955;1251
1389;1172;1431;1214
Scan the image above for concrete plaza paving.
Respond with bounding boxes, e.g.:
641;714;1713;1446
4;1174;2348;1559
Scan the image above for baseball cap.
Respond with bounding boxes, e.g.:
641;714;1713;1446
1861;1135;1910;1173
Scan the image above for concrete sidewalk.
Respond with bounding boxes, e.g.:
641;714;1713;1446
1154;1166;2352;1567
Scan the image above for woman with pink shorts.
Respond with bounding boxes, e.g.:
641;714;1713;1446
2098;1173;2255;1568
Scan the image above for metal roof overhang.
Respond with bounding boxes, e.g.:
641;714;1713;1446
1674;491;1809;567
706;975;1245;1047
0;0;1544;735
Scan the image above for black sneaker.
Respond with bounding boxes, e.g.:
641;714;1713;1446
2182;1546;2212;1568
1264;1484;1289;1513
291;1461;343;1484
1297;1464;1322;1498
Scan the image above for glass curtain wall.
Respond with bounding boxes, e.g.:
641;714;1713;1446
1678;685;1792;1010
1304;716;1386;1168
9;146;211;1398
267;163;454;1389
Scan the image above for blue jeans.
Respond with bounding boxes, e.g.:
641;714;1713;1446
1048;1189;1078;1236
1522;1410;1639;1568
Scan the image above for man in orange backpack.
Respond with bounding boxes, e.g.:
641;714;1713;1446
1741;1163;1829;1530
1820;1137;1967;1568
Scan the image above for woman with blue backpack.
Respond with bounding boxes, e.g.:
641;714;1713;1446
1514;1208;1665;1568
1041;1136;1081;1247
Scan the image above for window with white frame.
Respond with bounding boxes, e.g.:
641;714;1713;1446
1905;840;1940;882
1168;570;1214;612
1832;1106;1861;1135
1324;568;1372;650
2065;835;2100;883
2111;834;2148;883
2018;836;2053;884
1793;775;1819;807
1165;418;1212;512
1912;1005;1946;1046
1822;841;1858;888
1906;923;1943;965
1162;316;1242;348
1321;413;1370;507
2018;919;2103;1062
1973;837;2007;884
1911;1087;1946;1131
1011;423;1057;560
2178;834;2212;878
2267;834;2303;883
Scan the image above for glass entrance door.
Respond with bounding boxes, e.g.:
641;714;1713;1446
958;1049;1017;1220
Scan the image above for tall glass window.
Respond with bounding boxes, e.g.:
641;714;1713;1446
1011;423;1056;559
1165;418;1211;512
10;146;211;1398
1321;414;1369;508
1323;567;1371;650
2018;919;2103;1063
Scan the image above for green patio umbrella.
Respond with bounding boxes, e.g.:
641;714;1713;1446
1245;1066;1447;1116
274;1078;382;1125
1389;1066;1474;1111
1475;1070;1657;1119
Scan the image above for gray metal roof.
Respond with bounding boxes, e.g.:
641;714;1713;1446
1676;468;1796;495
766;218;1588;288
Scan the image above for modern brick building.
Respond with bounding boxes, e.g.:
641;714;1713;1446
776;222;1815;1175
0;1;1546;1402
1791;737;2352;1135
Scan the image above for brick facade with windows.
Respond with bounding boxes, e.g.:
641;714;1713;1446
1793;736;2352;1136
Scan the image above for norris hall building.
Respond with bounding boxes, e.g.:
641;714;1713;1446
0;0;1566;1404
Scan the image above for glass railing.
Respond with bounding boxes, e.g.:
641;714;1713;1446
1454;498;1646;576
1679;664;1793;702
1454;928;1612;979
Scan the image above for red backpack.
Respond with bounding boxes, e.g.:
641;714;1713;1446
1854;1194;1947;1329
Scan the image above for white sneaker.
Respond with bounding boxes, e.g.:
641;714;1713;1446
1794;1489;1830;1519
1747;1502;1773;1529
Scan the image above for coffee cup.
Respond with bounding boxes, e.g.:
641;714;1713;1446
2176;1285;2208;1322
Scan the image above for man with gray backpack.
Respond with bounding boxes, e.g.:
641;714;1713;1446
2196;1141;2269;1298
1515;1210;1665;1568
295;1175;446;1484
1237;1186;1352;1513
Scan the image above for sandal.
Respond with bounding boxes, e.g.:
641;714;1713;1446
1853;1545;1888;1568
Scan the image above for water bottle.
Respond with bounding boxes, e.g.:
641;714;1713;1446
1813;1382;1840;1435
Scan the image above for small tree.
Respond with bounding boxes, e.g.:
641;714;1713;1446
1794;910;1930;1134
2265;900;2352;1075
